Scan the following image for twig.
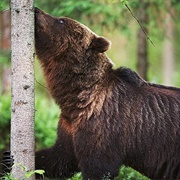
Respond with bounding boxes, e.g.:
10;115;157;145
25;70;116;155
124;3;155;47
35;78;49;92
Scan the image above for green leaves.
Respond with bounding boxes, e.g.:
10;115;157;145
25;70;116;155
0;0;9;10
35;97;59;149
0;4;3;11
14;163;45;178
2;163;45;179
121;0;129;5
25;170;45;178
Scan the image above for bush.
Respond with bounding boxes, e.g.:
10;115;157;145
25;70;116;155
0;95;11;151
118;166;149;180
0;95;11;127
35;96;59;149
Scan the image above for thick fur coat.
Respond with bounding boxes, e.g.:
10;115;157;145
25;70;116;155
35;8;180;179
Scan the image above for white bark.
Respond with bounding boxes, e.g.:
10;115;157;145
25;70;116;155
11;0;35;179
163;12;174;86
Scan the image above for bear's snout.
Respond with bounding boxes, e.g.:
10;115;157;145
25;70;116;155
35;8;47;31
35;7;42;14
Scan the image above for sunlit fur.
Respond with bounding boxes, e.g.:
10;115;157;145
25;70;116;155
35;8;180;179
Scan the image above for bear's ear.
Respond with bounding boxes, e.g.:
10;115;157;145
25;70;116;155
90;37;111;53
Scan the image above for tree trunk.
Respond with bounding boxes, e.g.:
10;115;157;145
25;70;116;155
11;0;35;179
1;10;11;95
163;12;174;85
137;0;149;80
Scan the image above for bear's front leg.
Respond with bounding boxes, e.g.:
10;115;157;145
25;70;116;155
74;129;121;180
77;151;120;180
35;118;79;179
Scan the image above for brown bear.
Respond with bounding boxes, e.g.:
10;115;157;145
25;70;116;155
35;7;180;179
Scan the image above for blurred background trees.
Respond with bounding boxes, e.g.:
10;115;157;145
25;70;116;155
0;0;180;178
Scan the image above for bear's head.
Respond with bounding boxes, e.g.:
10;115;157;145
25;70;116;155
35;8;112;66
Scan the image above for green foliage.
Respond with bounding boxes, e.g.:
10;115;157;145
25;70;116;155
35;0;124;33
2;173;15;180
33;0;180;42
35;97;59;149
0;0;9;10
18;163;45;179
121;0;129;5
0;50;11;65
68;166;149;180
118;166;149;180
172;0;180;10
0;95;11;150
0;95;11;127
2;163;45;180
68;173;82;180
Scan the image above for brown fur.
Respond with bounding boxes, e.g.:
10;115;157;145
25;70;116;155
35;8;180;179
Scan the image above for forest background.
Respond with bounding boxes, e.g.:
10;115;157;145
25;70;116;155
0;0;180;179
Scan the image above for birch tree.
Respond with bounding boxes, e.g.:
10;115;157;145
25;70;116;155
163;8;174;85
11;0;35;179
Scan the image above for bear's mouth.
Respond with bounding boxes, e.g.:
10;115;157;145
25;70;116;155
35;7;47;30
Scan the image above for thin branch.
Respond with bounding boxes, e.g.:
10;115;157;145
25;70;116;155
35;78;49;92
124;3;155;47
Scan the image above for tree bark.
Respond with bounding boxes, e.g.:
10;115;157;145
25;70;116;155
137;0;149;80
163;11;174;85
11;0;35;179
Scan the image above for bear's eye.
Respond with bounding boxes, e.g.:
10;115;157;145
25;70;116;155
58;19;64;24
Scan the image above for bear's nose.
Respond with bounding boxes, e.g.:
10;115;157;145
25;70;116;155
35;7;41;14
